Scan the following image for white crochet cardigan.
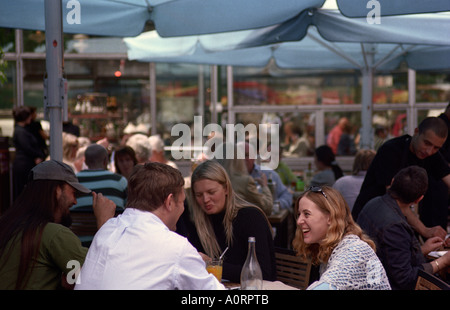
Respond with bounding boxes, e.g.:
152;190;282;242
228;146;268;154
307;234;391;290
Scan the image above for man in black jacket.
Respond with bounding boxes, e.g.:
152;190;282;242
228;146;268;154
357;166;450;290
352;117;450;239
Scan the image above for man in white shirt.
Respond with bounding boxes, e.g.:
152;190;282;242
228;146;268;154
75;162;225;290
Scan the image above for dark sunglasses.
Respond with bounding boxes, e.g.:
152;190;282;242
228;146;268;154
308;186;328;199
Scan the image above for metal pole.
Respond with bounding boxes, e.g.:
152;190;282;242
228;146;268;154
210;65;218;124
407;68;416;135
226;66;234;124
15;30;23;107
360;67;374;149
45;0;64;161
149;62;157;135
360;44;375;149
198;65;204;117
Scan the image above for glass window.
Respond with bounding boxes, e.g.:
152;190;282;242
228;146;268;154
324;111;360;156
0;28;15;52
232;68;360;106
66;59;151;143
372;110;407;151
155;63;206;160
373;73;408;104
235;111;315;158
23;30;46;53
416;72;450;103
0;60;16;139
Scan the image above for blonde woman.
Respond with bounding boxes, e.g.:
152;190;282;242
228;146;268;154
62;132;79;172
189;160;276;283
293;186;391;290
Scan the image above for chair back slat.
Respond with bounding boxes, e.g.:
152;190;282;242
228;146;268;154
415;269;450;290
69;211;98;237
275;248;312;290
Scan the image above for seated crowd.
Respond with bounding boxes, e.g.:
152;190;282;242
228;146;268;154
0;116;449;290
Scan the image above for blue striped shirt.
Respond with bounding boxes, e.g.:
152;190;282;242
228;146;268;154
70;170;128;211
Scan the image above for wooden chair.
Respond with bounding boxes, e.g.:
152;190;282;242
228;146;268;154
69;208;123;247
69;210;98;247
415;269;450;290
70;211;98;236
274;247;312;290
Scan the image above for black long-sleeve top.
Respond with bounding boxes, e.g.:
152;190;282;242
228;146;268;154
177;204;277;283
13;124;45;165
208;207;276;283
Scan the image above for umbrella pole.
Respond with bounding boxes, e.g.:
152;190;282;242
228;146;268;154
407;68;416;136
360;44;375;150
360;67;374;149
44;0;64;161
149;62;157;136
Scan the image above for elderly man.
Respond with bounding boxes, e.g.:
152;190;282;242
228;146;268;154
353;117;450;239
0;160;115;289
148;134;178;169
75;162;225;290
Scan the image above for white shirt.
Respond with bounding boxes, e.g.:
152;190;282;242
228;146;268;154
75;208;225;290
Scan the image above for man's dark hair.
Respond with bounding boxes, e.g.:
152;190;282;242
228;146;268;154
387;166;428;204
418;117;448;139
12;106;31;123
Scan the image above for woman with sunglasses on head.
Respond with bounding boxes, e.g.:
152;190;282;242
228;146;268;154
293;186;391;290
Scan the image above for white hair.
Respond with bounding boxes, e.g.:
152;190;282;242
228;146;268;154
126;133;151;163
148;134;165;152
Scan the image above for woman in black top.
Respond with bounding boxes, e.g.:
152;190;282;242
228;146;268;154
188;160;276;283
12;106;45;200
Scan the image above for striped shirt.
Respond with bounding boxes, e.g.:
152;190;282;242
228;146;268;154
71;169;128;211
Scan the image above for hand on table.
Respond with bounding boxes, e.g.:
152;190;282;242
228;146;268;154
422;236;445;255
424;225;447;240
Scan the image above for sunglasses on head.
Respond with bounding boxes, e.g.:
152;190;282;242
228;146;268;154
308;186;328;199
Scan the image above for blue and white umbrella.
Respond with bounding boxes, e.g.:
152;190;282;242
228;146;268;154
336;0;450;17
0;0;326;160
124;9;450;148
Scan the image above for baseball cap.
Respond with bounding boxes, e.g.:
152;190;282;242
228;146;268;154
30;160;91;194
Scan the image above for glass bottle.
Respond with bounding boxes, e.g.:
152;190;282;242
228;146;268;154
240;237;263;290
296;176;304;192
304;162;313;187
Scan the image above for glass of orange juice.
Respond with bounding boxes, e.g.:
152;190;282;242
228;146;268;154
206;258;223;282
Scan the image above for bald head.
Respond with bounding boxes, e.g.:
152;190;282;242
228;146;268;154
85;144;108;169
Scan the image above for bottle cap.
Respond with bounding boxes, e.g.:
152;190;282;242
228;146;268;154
248;236;256;242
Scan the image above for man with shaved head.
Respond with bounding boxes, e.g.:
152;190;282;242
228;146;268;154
71;144;128;212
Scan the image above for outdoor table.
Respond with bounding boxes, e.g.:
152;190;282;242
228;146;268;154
223;280;299;290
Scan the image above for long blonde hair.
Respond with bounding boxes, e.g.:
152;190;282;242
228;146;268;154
292;186;375;265
189;160;261;258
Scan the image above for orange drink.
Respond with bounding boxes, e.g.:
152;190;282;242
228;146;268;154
206;259;223;282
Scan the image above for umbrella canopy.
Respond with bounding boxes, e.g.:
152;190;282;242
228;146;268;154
125;9;450;148
0;0;325;160
0;0;326;37
126;10;450;68
336;0;450;17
